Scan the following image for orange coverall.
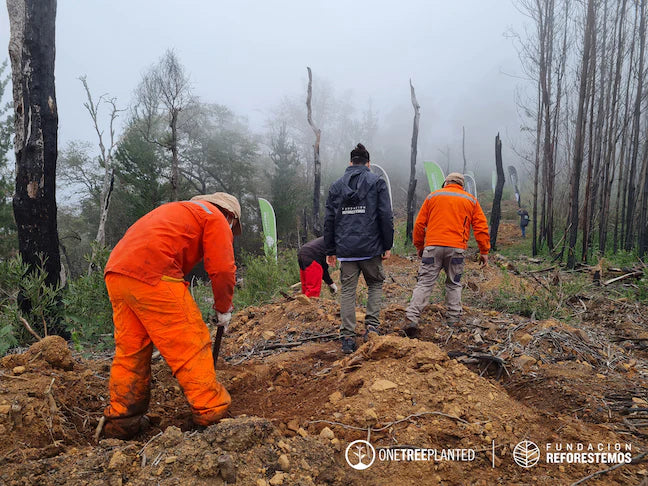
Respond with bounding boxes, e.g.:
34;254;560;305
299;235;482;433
103;201;235;438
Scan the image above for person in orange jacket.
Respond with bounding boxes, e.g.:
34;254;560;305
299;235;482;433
102;193;240;439
403;173;490;336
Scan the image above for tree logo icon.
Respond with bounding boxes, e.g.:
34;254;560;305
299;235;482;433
513;440;540;468
345;440;376;470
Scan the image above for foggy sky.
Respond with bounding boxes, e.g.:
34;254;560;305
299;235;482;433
0;0;529;178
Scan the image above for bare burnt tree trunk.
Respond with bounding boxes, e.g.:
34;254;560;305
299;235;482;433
539;0;556;251
462;126;467;174
7;0;65;335
550;0;569;253
406;79;420;242
582;51;597;263
532;78;542;256
638;14;648;255
587;0;608;258
600;0;627;254
617;5;638;251
639;141;648;256
306;67;322;237
301;207;308;246
624;0;646;250
490;134;505;252
567;0;596;269
78;76;121;267
614;135;627;253
170;108;179;201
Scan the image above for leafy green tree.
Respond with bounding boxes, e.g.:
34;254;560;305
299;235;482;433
179;103;262;252
269;123;306;246
110;121;169;243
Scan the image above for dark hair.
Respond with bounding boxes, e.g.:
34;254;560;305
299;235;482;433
350;143;370;165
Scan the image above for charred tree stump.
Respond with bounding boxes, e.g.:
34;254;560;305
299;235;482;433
306;67;322;237
489;134;505;252
406;79;420;243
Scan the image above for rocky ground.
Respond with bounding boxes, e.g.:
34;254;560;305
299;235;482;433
1;222;648;485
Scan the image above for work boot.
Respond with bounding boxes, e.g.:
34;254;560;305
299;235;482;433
444;316;461;327
104;414;151;440
402;320;419;338
363;324;380;342
341;336;357;354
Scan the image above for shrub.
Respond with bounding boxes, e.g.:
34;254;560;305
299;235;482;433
188;277;216;322
62;245;114;350
233;250;300;309
0;254;63;353
392;220;416;256
0;303;19;355
0;256;27;353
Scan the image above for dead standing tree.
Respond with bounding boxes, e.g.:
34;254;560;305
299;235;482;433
624;0;645;251
406;79;420;242
78;76;122;268
306;67;322;237
567;0;596;269
490;134;505;251
600;0;628;255
462;126;467;174
156;50;191;202
7;0;66;336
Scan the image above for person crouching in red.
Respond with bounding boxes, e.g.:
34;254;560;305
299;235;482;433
298;237;337;297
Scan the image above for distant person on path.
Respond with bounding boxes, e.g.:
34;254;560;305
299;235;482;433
102;193;240;439
517;208;530;238
403;173;490;337
298;237;337;297
324;143;394;354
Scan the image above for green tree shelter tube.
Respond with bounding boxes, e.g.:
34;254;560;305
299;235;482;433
424;161;445;192
258;197;277;261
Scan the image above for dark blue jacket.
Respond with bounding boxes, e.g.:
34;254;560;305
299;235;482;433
323;165;394;258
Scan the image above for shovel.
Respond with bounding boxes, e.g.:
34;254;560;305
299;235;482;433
212;325;225;368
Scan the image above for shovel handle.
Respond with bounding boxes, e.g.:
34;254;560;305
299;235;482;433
212;325;225;368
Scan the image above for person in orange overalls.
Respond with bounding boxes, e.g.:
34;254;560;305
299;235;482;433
102;193;240;439
403;173;490;337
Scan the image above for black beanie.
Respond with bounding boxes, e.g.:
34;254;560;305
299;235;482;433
350;143;370;164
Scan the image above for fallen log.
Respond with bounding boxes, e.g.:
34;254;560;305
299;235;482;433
602;271;643;286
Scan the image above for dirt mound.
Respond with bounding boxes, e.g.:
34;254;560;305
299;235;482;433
1;335;74;371
301;335;636;485
1;417;347;486
0;338;104;458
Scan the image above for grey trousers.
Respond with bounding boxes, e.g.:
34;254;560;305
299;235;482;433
339;256;385;337
406;246;465;324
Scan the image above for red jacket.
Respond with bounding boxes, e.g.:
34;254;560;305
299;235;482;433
105;201;236;313
413;184;490;254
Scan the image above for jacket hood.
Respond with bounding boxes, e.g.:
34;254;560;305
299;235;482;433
341;165;375;205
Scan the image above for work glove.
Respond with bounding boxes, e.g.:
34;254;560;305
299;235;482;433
329;283;338;294
216;312;232;333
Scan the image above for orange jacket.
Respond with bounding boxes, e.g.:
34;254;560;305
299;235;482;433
413;184;490;254
105;201;236;313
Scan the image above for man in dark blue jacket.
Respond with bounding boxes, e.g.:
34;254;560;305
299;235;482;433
324;143;394;354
